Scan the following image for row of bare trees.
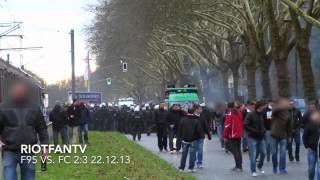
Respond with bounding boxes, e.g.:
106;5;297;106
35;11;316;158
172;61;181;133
86;0;320;102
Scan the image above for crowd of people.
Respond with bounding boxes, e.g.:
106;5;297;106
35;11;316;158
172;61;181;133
117;98;320;180
49;97;320;179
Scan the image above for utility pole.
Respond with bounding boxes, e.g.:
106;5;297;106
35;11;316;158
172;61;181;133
70;29;76;100
84;51;91;92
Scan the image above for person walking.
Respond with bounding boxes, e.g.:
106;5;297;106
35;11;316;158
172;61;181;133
79;102;91;144
242;100;255;152
49;103;69;145
67;99;81;144
303;110;320;180
143;105;153;136
0;80;49;180
244;101;267;177
223;102;243;172
178;107;202;173
270;98;292;174
214;103;226;150
195;104;211;169
153;102;168;152
264;100;273;162
287;100;302;162
167;104;183;153
131;106;144;141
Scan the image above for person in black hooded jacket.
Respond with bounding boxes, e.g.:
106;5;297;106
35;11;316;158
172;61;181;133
153;102;168;152
50;103;69;145
0;80;49;180
244;101;267;176
178;107;202;172
303;110;320;180
195;104;211;169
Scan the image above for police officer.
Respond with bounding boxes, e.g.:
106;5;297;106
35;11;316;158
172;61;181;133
131;106;144;141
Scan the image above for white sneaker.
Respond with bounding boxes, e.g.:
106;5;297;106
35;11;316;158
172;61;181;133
257;169;265;174
252;172;258;177
187;169;196;173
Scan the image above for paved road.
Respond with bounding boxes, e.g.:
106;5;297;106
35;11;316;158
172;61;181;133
131;134;309;180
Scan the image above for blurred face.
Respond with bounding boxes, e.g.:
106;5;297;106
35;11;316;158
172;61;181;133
172;104;180;111
278;99;290;109
289;101;295;108
309;104;317;113
196;107;203;114
310;111;320;124
11;81;28;101
159;103;165;109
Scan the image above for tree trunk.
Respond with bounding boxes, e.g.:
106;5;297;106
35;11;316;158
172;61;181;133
221;71;230;102
232;69;240;101
274;57;290;98
297;36;316;100
246;62;256;101
260;62;272;99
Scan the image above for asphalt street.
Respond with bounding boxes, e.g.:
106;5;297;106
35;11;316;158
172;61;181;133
132;134;309;180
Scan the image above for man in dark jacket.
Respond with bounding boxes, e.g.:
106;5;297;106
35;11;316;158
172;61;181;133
287;100;302;162
153;102;168;152
49;103;69;145
302;101;318;128
214;103;226;150
143;105;153;136
130;108;144;141
263;100;274;162
270;98;292;174
166;104;183;152
79;102;91;144
178;107;202;172
67;99;81;144
303;110;320;180
195;104;211;169
244;100;267;177
0;80;49;180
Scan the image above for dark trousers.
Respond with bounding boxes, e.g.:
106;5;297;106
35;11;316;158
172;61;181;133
53;126;69;146
287;129;301;161
168;127;175;151
176;136;182;151
157;126;167;151
226;139;242;169
132;124;142;141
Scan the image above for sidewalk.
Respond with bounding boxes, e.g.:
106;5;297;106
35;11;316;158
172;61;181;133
132;134;308;180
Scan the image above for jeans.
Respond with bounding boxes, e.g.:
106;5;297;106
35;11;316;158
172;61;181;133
265;131;272;161
287;129;301;161
168;127;175;151
226;139;242;169
216;124;224;148
307;149;317;180
271;136;287;173
242;132;248;151
179;142;196;170
248;137;266;173
78;124;89;144
195;138;204;166
3;151;35;180
53;125;69;145
69;126;79;144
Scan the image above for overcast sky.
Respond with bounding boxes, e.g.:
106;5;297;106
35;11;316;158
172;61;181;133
0;0;98;84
